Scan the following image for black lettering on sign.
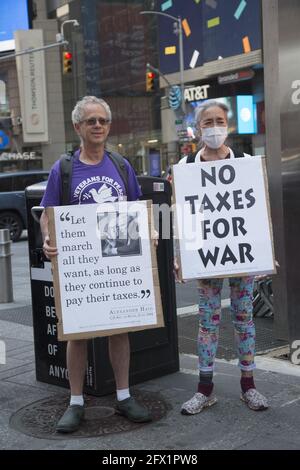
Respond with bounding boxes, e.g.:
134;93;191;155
185;195;199;215
216;192;231;212
201;167;216;187
220;245;238;265
201;194;215;212
198;243;254;267
198;247;220;267
245;188;256;208
60;212;71;222
213;219;230;238
239;243;254;263
219;165;235;184
233;190;244;209
232;217;247;236
202;220;211;240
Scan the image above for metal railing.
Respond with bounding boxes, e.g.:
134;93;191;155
253;278;273;317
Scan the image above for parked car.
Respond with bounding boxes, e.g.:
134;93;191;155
0;170;49;241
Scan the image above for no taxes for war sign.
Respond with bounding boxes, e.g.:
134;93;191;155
173;156;276;280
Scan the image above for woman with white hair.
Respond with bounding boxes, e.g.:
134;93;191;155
178;101;269;415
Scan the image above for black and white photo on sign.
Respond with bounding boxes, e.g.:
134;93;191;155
97;211;142;258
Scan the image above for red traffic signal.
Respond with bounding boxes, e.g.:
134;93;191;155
63;51;73;74
146;71;155;92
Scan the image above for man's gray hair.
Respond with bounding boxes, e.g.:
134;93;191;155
195;100;229;126
71;96;112;124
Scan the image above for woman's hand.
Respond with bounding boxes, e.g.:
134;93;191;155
173;257;184;283
153;229;159;248
255;260;280;281
255;273;268;281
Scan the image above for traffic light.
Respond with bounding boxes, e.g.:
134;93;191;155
63;51;73;74
146;71;155;92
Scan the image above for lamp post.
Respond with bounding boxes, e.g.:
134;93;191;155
140;10;185;114
57;19;80;47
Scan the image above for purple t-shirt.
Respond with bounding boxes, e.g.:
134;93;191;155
41;151;142;207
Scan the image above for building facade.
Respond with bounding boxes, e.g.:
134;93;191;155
0;0;265;175
157;0;265;167
47;0;161;174
0;0;67;170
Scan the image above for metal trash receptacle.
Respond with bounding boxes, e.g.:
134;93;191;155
0;229;13;303
25;177;179;396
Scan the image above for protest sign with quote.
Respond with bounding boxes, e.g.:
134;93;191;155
47;200;163;340
173;156;276;280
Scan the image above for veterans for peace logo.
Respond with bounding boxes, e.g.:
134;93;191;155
74;177;124;204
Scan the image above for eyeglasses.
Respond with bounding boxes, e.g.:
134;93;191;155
81;117;111;126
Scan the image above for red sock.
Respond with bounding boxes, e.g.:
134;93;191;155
241;376;255;393
198;382;214;397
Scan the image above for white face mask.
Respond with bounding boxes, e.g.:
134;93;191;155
201;126;228;149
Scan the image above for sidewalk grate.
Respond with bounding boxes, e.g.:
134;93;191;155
9;390;170;440
0;305;33;326
178;307;288;361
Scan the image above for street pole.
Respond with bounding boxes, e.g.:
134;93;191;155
146;62;172;87
140;10;185;115
177;16;186;114
0;41;68;62
0;19;79;62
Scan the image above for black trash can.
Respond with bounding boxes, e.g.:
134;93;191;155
25;177;179;396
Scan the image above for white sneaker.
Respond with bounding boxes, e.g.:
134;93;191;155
181;392;218;415
241;388;269;411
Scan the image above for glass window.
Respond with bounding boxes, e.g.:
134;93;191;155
12;173;48;191
0;176;12;192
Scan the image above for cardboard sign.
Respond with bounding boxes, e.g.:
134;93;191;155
47;200;164;340
173;156;276;280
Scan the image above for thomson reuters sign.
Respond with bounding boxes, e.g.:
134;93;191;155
14;30;49;143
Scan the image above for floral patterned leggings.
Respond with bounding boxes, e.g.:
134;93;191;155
198;276;256;372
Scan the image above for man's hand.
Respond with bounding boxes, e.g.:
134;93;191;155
43;235;58;259
173;257;184;283
255;260;280;281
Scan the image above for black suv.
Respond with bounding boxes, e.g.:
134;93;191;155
0;171;49;241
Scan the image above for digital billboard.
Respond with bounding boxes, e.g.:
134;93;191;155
237;95;256;134
184;96;257;137
0;0;31;53
157;0;262;74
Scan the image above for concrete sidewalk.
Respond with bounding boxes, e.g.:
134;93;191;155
1;238;300;450
1;315;300;450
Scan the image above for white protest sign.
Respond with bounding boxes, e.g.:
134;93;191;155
173;156;276;280
47;200;163;340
